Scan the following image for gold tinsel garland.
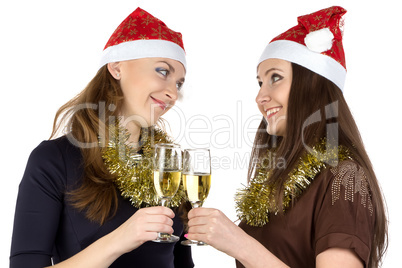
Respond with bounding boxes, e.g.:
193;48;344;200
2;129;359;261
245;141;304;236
101;124;186;208
235;140;352;227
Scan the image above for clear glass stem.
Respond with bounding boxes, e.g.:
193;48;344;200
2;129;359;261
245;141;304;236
192;202;206;245
191;201;201;208
152;197;179;243
160;198;168;207
182;201;207;246
156;198;170;239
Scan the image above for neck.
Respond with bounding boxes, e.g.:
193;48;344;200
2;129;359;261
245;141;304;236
121;119;141;147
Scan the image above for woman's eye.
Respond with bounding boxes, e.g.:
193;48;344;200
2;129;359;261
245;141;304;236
156;67;169;77
176;82;183;91
271;74;283;84
258;81;262;87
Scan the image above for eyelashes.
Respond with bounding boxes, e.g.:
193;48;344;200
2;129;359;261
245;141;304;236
156;67;169;77
176;81;184;91
258;73;283;87
156;67;184;91
271;73;283;83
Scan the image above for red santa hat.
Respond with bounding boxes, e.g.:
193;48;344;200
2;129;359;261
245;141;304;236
100;7;186;69
258;6;347;91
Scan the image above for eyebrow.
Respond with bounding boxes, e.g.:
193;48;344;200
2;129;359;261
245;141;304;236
160;61;175;73
256;67;283;80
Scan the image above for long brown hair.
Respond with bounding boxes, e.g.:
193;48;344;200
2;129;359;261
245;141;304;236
51;66;122;224
248;63;388;267
51;66;190;226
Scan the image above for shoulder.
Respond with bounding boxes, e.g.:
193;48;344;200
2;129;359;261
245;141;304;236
24;136;83;190
28;136;82;167
314;160;375;265
31;136;79;157
327;160;373;215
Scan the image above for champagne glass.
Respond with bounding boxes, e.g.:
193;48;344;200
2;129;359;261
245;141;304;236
181;148;211;246
152;143;182;243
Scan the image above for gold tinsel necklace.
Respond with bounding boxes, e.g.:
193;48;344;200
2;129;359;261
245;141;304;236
235;139;352;227
101;123;186;208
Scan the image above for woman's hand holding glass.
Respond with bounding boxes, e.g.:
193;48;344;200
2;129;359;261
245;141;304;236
181;148;211;246
152;143;182;243
111;206;176;254
186;208;248;258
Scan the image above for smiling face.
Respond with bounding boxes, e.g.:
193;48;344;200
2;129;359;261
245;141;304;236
108;58;185;128
256;58;292;136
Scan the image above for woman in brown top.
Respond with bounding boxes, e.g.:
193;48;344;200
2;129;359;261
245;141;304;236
186;6;387;268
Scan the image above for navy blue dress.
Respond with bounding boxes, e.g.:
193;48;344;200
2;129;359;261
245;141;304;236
10;136;193;268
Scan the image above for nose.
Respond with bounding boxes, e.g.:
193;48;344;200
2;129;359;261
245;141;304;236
255;86;271;105
165;81;178;101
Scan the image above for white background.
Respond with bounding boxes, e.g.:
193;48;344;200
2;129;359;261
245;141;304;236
1;0;400;267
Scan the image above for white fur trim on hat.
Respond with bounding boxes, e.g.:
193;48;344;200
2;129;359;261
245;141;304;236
99;39;187;69
258;40;346;91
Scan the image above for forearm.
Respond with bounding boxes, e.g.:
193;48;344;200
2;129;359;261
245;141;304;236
231;230;289;268
48;231;122;268
47;206;175;267
187;208;289;268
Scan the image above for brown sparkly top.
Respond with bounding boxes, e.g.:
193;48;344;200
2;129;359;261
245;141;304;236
236;160;374;268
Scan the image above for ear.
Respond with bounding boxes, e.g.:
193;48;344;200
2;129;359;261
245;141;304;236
107;62;121;80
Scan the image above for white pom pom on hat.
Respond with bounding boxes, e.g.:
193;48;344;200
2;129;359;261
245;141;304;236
304;28;334;53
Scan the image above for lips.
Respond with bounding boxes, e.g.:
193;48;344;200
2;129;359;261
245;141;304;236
151;97;167;110
265;107;281;119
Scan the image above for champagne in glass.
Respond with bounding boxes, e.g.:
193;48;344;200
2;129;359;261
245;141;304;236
152;143;182;243
182;173;211;206
181;148;211;246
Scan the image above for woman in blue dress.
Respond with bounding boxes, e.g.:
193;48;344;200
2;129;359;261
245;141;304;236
10;7;193;268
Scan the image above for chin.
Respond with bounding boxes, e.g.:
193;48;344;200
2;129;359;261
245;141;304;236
266;125;285;136
147;118;160;128
143;113;161;127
